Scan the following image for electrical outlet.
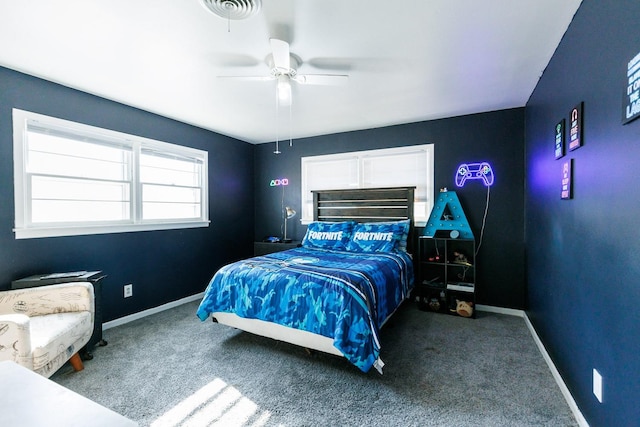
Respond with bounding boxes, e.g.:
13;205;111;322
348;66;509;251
124;284;133;298
593;368;603;403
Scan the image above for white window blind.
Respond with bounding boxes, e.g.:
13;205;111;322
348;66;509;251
26;126;132;224
300;144;434;225
13;109;209;239
140;149;204;221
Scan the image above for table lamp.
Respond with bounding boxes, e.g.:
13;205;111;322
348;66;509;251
283;206;296;243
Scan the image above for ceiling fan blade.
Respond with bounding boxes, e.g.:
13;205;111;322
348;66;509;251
216;75;275;82
293;74;349;86
270;38;290;71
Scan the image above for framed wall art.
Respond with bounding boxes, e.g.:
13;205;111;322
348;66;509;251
624;49;640;124
569;102;583;151
561;159;573;200
555;119;565;159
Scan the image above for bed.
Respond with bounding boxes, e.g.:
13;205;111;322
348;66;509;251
196;187;415;373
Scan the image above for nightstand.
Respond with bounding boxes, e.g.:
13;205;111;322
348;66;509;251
254;241;300;256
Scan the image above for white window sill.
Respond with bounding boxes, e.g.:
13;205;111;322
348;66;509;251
14;221;210;239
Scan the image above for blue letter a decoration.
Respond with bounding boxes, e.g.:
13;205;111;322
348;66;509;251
423;190;474;239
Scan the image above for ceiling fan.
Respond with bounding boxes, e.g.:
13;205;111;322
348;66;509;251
218;38;349;106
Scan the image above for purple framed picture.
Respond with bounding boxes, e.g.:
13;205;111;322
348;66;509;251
569;103;583;151
561;159;573;200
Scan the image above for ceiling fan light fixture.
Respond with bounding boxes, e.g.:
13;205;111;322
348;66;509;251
277;75;292;106
200;0;262;20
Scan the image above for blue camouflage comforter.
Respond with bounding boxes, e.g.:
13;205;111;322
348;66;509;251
196;247;414;372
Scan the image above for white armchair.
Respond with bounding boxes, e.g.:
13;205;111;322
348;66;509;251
0;282;94;378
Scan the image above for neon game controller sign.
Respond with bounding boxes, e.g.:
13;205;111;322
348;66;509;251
455;162;494;187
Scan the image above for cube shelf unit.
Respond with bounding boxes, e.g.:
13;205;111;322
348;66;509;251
416;235;476;317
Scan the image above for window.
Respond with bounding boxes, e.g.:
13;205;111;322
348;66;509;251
301;144;434;226
13;109;209;239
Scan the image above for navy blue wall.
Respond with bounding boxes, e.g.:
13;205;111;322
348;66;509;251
0;66;255;322
254;108;526;309
525;1;640;424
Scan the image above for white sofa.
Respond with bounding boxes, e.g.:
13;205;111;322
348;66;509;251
0;282;94;378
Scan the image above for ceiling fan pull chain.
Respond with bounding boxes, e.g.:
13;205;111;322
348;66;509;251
289;102;293;147
274;90;281;154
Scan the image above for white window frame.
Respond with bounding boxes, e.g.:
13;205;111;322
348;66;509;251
301;144;434;227
12;108;209;239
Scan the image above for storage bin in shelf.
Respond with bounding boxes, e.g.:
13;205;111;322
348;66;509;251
446;282;475;292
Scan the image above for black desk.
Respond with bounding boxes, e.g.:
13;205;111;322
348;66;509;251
11;270;104;289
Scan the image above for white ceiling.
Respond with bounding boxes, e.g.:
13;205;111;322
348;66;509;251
0;0;582;144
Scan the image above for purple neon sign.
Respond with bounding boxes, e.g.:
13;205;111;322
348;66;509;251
455;162;494;187
270;178;289;186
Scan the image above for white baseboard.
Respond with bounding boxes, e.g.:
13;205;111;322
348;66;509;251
477;305;588;426
476;304;525;317
523;313;589;426
102;292;204;331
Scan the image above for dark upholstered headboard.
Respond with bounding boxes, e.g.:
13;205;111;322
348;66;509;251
311;187;416;253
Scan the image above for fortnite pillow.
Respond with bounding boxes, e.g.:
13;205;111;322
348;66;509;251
346;220;409;253
302;221;355;251
383;219;410;252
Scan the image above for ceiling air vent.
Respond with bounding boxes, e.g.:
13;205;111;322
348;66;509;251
200;0;262;20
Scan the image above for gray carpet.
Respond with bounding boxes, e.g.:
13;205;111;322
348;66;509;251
51;300;578;427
